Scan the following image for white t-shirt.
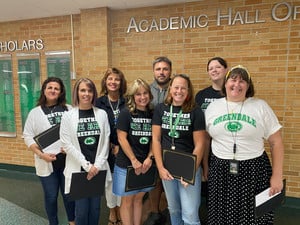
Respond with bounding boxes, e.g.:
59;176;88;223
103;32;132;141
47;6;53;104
205;97;282;160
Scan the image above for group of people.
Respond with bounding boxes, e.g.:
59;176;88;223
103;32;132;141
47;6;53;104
23;56;284;225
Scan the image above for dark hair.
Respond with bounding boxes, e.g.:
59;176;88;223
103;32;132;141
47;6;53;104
165;74;195;112
152;56;172;70
126;78;153;114
222;65;255;98
207;57;228;71
100;67;127;96
72;78;98;106
37;77;67;109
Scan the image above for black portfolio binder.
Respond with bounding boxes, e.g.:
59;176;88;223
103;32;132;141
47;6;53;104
33;124;60;150
125;166;158;192
163;149;197;185
255;179;286;218
69;170;107;201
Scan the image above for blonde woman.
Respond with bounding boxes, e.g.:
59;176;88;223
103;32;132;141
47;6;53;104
113;78;154;225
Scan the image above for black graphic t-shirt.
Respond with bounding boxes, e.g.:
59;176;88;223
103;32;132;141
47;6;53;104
77;108;100;164
42;105;67;125
115;108;152;168
195;86;223;112
152;103;205;153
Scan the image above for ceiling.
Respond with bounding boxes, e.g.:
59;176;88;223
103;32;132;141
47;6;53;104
0;0;199;22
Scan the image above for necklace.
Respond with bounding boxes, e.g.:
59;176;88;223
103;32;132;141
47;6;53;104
226;100;244;159
108;97;120;126
226;101;244;114
45;105;57;114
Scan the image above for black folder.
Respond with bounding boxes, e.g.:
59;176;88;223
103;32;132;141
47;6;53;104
255;179;286;218
125;166;158;192
33;124;60;150
69;170;107;201
163;149;197;185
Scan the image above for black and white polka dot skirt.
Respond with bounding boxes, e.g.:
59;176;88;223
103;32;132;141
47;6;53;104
208;152;274;225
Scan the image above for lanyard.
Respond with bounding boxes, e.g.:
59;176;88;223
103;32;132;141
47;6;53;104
169;105;182;149
226;101;244;159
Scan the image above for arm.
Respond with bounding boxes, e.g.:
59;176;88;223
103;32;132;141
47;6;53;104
28;143;56;162
89;111;111;180
117;129;143;175
192;130;209;169
94;111;111;170
141;142;153;174
23;109;56;162
180;130;209;188
152;124;173;180
268;130;284;196
201;133;211;181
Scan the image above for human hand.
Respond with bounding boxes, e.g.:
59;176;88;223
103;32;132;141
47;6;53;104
202;163;209;181
87;165;99;180
269;175;283;196
141;157;152;174
41;153;56;162
60;147;66;154
112;145;119;156
159;167;174;181
131;159;142;175
180;177;189;188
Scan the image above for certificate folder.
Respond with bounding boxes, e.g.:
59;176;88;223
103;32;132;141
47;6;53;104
125;166;158;192
163;149;197;185
33;124;60;150
255;179;286;218
69;170;107;201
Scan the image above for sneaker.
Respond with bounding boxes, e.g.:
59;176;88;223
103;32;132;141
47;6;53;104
143;212;162;225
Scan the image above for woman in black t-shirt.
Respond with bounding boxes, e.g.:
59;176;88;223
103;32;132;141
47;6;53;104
113;78;154;225
152;74;209;225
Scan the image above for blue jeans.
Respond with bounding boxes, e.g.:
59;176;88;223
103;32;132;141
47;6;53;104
162;167;202;225
39;169;75;225
75;197;101;225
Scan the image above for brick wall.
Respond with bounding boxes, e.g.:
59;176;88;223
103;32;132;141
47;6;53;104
0;0;299;197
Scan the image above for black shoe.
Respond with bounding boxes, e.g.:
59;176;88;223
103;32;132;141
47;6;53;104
143;212;162;225
161;208;171;225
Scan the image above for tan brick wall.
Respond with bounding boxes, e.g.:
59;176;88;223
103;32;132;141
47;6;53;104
0;0;299;197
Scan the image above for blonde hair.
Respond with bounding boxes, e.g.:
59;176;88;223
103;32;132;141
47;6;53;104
126;78;153;114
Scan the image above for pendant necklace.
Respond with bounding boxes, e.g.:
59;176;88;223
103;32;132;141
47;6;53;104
46;105;57;114
108;97;120;126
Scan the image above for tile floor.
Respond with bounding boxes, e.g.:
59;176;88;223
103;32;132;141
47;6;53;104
0;168;299;225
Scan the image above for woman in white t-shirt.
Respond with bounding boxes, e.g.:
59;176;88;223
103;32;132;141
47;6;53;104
205;65;284;224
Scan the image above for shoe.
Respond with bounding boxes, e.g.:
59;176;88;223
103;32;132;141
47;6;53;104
143;212;163;225
161;208;171;225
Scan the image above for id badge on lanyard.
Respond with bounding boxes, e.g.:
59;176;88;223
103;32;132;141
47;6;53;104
229;143;239;175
